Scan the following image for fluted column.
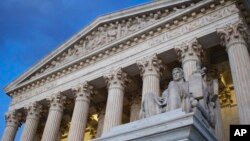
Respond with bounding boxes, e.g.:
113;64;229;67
175;39;205;81
20;102;42;141
96;106;105;137
130;92;141;122
1;111;22;141
217;21;250;124
102;68;129;134
68;82;94;141
41;93;66;141
137;54;164;118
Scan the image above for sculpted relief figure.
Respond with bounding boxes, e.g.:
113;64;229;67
162;68;191;113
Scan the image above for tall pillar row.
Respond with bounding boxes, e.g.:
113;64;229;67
137;54;164;118
20;102;42;141
217;21;250;124
102;68;129;135
1;111;22;141
41;93;66;141
68;81;94;141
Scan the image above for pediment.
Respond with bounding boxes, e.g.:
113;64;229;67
5;0;202;94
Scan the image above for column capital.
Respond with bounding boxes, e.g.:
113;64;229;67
175;38;205;64
217;21;249;47
5;110;22;127
25;102;43;120
104;68;130;88
136;54;164;77
73;81;95;100
47;92;67;111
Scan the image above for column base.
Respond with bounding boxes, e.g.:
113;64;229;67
92;109;217;141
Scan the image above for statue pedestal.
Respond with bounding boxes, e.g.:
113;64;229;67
92;109;217;141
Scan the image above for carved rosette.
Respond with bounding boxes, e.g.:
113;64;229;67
5;110;22;127
136;54;164;77
103;68;130;89
25;102;43;120
217;21;249;47
47;92;67;111
175;39;205;64
73;81;95;101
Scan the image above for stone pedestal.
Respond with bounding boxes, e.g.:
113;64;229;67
102;68;129;134
20;102;42;141
92;109;217;141
217;21;250;124
137;54;164;118
175;39;204;81
41;93;66;141
68;82;94;141
1;111;21;141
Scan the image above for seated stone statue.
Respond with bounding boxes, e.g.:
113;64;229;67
162;67;191;113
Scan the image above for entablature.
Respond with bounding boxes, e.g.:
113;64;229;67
6;0;242;103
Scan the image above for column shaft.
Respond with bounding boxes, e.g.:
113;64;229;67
218;21;250;124
68;82;94;141
41;94;66;141
96;108;105;137
1;125;18;141
102;86;124;133
226;39;250;124
137;54;164;118
102;68;129;134
20;102;42;141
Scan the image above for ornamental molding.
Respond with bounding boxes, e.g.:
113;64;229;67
6;0;238;98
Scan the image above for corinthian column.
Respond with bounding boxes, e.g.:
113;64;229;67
96;105;105;138
130;91;141;122
137;54;164;118
217;21;250;124
1;111;22;141
102;68;129;134
68;82;94;141
175;39;205;81
41;93;66;141
20;102;42;141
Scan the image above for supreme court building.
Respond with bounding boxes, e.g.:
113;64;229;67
2;0;250;141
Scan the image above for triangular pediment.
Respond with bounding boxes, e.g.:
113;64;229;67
5;0;202;94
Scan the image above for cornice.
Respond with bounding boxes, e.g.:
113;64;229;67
6;0;237;98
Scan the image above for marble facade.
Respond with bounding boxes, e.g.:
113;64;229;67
2;0;250;141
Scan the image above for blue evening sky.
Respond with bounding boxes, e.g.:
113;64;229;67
0;0;152;140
